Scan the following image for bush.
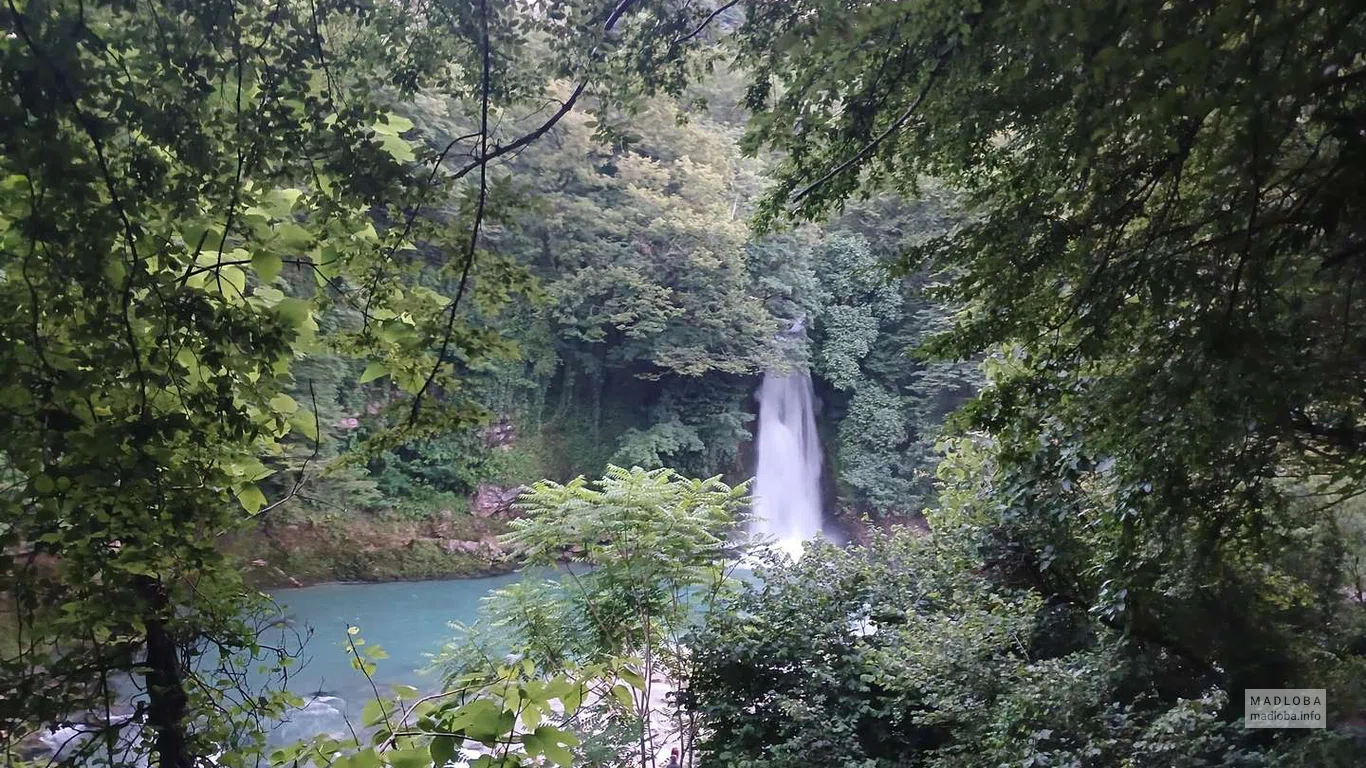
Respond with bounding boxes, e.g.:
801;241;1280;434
684;530;1366;768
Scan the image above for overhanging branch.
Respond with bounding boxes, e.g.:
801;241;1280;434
791;46;953;205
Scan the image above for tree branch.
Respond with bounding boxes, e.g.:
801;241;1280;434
402;0;641;423
673;0;741;46
407;0;494;427
791;49;951;204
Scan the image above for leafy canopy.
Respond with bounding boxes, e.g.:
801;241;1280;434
0;0;745;762
731;0;1366;544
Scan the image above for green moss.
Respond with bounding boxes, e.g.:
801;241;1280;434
536;408;641;481
235;513;516;587
482;434;556;486
384;490;471;522
326;539;489;582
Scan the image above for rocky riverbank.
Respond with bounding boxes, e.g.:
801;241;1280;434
233;483;531;587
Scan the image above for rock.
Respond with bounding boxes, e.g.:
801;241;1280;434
471;483;527;519
13;732;52;761
441;538;509;562
443;539;493;557
481;419;517;449
442;539;472;555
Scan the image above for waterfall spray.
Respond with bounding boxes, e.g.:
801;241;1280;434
751;370;824;558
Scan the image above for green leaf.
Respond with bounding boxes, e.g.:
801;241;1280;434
289;409;320;441
337;748;381;768
360;361;390;384
252;251;283;282
531;727;577;768
275;222;313;250
361;699;388;727
609;683;634;709
236;484;268;515
618;666;646;690
386;747;430;768
253;285;285;307
219;265;246;297
105;258;127;284
429;736;457;767
261;188;303;217
521;729;543;757
562;682;583;714
448;699;513;743
378;133;415;163
269;393;298;415
224;456;271;481
273;298;314;330
374;114;414;134
520;702;541;732
543;742;573;768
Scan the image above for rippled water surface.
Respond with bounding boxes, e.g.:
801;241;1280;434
266;573;526;745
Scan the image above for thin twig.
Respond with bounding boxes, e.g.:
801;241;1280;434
791;48;952;204
673;0;741;46
346;631;392;734
406;0;494;426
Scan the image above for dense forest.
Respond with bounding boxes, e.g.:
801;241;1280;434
2;0;1365;767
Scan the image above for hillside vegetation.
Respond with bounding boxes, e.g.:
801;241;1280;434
2;0;1365;766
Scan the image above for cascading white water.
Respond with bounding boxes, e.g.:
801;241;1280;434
751;370;824;558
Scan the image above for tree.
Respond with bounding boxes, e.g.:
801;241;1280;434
399;82;794;481
0;0;473;761
721;0;1366;723
731;0;1366;527
0;0;735;763
686;521;1365;768
786;199;980;521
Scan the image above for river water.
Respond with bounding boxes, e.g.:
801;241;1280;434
35;575;523;761
265;573;524;746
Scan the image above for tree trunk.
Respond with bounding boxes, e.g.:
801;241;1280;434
135;576;193;768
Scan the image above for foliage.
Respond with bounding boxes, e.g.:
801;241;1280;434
612;420;707;473
274;637;603;768
434;465;752;765
498;98;782;474
810;232;902;391
20;0;1364;766
400;82;794;482
685;523;1366;768
799;199;979;519
0;0;750;763
0;0;501;761
707;5;1366;764
282;36;976;520
730;0;1366;610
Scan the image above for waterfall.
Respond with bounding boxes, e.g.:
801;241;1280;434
752;370;824;558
